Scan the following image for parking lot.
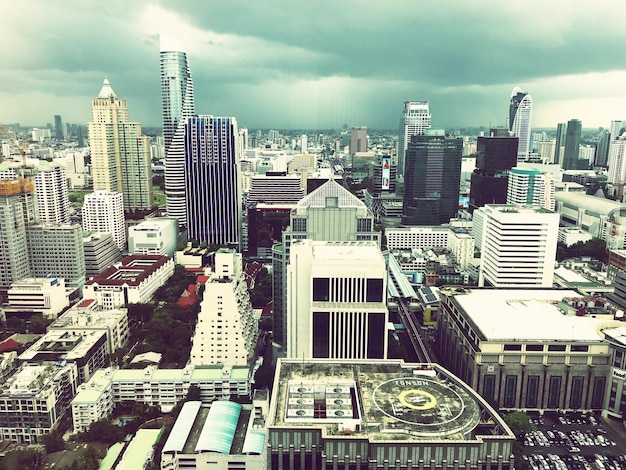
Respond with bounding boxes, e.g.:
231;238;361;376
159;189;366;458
522;412;626;469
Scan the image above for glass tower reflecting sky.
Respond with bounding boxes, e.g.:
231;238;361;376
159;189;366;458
160;34;195;227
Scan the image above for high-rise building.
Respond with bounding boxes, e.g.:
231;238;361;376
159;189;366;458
507;167;555;210
82;191;126;251
508;87;533;162
473;204;559;288
349;126;368;154
34;162;70;224
160;34;195;227
397;101;431;177
189;249;257;367
610;120;626;142
607;133;626;200
562;119;584;170
54;115;65;140
595;129;610;167
469;133;518;212
554;122;566;164
26;224;86;292
83;232;122;279
185;116;241;246
401;130;462;226
272;179;380;351
0;178;34;299
286;240;388;360
88;79;153;212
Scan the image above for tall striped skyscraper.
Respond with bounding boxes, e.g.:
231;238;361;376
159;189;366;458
397;101;431;178
185;116;241;246
160;34;195;227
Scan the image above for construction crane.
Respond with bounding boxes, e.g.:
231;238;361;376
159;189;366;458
0;122;29;168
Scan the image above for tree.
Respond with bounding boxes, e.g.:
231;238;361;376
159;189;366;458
44;428;65;453
30;313;51;335
186;384;202;401
503;410;536;439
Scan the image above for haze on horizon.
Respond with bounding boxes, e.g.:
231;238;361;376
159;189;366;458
1;0;626;131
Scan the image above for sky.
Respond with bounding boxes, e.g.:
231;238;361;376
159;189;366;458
2;0;626;131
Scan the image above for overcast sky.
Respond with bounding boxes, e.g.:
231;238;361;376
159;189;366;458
1;0;626;130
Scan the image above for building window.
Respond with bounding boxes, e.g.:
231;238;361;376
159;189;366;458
591;377;606;409
483;374;495;402
366;278;383;302
504;344;522;351
569;376;584;409
503;375;517;408
312;278;329;301
547;376;562;408
356;218;372;233
526;375;539;408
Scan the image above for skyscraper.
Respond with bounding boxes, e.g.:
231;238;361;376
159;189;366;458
185;116;240;246
0;178;34;300
34;162;70;224
89;79;153;212
607;133;626;200
595;129;610;167
507;167;555;210
562;119;583;170
54;115;65;140
82;191;126;251
469;133;518;212
271;179;380;352
554;122;566;164
397;101;431;177
349;126;368;154
401;130;462;226
508;87;533;162
160;34;195;227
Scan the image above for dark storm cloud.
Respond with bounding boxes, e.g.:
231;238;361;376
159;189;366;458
2;0;626;129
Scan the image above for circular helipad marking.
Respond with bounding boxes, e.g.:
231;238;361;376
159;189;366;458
398;389;437;410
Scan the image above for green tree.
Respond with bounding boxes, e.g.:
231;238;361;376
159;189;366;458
44;428;65;453
30;313;51;335
186;384;202;401
503;410;536;439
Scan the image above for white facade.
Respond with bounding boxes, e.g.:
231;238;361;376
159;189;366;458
397;101;431;177
128;217;178;257
507;167;555;210
34;162;70;224
82;190;126;251
287;240;389;360
385;226;449;250
558;227;593;247
6;278;68;318
473;204;559;288
447;228;475;270
607;133;626;200
509;87;533;162
190;249;258;367
83;255;174;308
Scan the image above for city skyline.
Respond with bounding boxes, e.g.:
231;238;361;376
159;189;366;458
2;1;626;130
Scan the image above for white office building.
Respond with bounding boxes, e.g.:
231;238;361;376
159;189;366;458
82;190;126;251
128;217;178;257
473;204;559;288
6;278;68;318
189;249;258;367
397;101;431;177
509;87;533;162
34;162;70;224
287;240;388;360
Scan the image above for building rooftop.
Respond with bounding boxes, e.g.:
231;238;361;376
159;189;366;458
443;288;616;342
1;362;72;396
85;255;171;287
19;329;106;362
269;359;513;442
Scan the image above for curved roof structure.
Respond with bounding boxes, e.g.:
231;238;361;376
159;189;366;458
242;430;266;455
195;401;242;454
556;192;625;218
162;401;202;454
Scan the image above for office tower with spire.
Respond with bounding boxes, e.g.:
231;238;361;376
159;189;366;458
272;179;380;353
401;130;462;226
562;119;584;170
160;34;195;227
82;191;126;251
397;101;431;178
34;162;70;224
508;87;533;162
0;178;34;300
89;79;153;212
185;116;241;246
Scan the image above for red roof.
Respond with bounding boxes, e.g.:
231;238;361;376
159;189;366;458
78;299;95;308
85;255;171;287
0;338;21;352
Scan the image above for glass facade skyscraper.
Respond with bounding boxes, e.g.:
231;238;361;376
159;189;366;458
160;34;195;227
184;116;241;246
397;101;431;178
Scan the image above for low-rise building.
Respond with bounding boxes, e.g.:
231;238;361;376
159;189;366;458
49;300;130;354
557;227;593;247
19;329;108;384
5;277;69;318
160;394;268;470
437;287;615;411
128;217;179;257
267;358;515;470
83;255;174;308
0;362;78;444
83;232;122;279
71;364;252;430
